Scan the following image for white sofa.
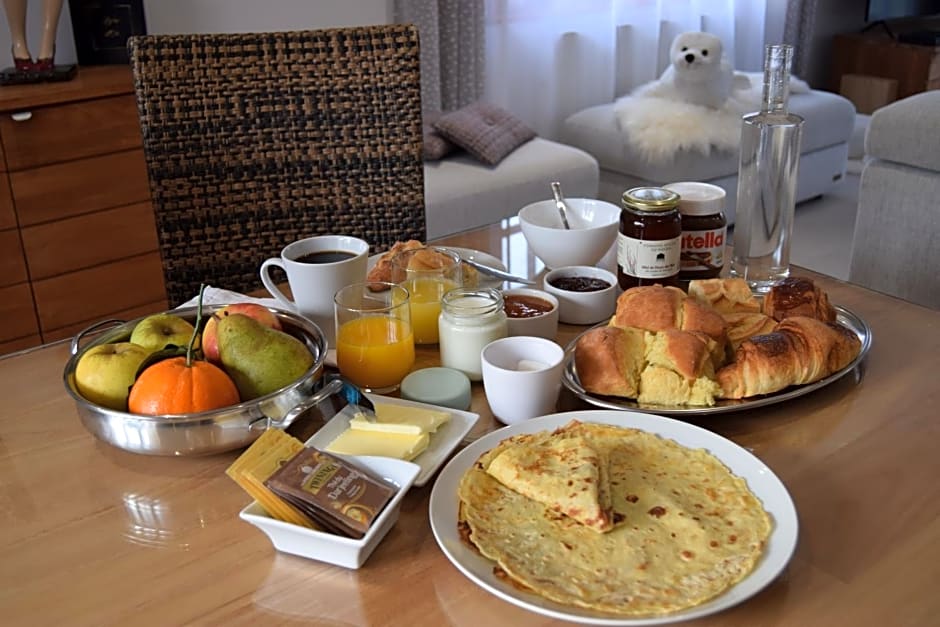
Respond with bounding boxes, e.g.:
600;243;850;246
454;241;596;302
423;138;600;239
559;90;856;225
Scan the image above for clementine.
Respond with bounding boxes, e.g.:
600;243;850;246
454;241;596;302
128;356;241;415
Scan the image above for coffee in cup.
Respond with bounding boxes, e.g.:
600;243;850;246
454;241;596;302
260;235;369;345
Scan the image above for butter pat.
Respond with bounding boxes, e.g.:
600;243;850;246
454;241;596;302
348;403;450;435
326;429;430;461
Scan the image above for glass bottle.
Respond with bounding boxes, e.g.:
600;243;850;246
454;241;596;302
729;44;804;293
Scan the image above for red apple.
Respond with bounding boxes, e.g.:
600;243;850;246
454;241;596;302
203;303;282;362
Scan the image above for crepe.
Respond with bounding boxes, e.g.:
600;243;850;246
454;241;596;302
458;420;771;616
485;432;614;532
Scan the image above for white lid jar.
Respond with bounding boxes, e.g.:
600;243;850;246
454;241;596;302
438;288;508;381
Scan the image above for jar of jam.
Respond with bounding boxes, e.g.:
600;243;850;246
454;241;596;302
617;187;682;290
664;181;728;283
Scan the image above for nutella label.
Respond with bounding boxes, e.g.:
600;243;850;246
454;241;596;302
680;227;726;272
617;233;681;279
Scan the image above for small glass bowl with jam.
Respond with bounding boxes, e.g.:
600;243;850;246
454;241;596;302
542;266;619;325
502;288;559;340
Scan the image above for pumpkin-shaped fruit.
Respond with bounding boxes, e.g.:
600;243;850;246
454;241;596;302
128;356;241;415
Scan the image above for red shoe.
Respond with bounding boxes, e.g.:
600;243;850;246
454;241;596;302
34;57;54;73
12;48;33;73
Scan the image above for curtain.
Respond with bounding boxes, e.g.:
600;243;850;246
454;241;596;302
782;0;818;79
393;0;485;116
483;0;770;139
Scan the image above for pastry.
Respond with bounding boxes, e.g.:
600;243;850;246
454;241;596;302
763;276;836;322
717;315;862;399
574;326;644;398
687;278;761;314
723;312;777;351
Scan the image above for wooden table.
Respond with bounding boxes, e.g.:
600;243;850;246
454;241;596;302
2;218;939;626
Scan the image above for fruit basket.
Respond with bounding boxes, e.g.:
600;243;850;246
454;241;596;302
63;305;330;456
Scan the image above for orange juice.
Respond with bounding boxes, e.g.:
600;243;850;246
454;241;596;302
336;315;415;390
402;277;458;344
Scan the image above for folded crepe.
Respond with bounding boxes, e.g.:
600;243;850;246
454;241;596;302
485;433;614;532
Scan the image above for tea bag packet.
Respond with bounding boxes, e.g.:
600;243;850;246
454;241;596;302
226;428;316;529
265;448;397;538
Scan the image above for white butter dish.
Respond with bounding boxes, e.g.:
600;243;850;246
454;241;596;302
239;455;420;569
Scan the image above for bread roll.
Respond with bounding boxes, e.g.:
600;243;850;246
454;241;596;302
612;285;729;368
688;278;761;314
717;316;861;399
640;330;720;406
763;276;836;322
574;326;645;398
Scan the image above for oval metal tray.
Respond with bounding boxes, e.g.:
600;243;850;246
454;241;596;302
561;305;873;416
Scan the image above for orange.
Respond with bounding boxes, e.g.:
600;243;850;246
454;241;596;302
128;356;240;415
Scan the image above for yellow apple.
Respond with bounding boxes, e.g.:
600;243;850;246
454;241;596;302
203;303;282;362
130;313;197;353
75;342;151;410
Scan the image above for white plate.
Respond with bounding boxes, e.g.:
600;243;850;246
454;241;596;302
367;247;508;289
240;455;420;569
309;394;480;487
428;410;799;625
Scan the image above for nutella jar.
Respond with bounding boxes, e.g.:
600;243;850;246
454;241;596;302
617;187;682;290
664;181;728;283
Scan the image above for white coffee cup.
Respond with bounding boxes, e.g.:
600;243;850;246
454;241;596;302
260;235;369;345
481;336;565;425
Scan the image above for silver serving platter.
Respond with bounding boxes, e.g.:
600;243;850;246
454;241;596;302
561;305;872;416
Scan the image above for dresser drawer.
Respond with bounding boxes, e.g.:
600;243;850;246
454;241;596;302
21;201;159;280
0;228;29;287
0;176;14;230
10;149;151;226
0;282;39;342
41;299;169;344
32;252;167;333
0;94;143;171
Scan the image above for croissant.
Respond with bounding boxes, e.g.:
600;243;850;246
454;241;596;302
723;312;777;351
687;278;761;314
763;276;836;322
717;316;861;399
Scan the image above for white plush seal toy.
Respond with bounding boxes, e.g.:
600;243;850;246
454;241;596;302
634;31;748;109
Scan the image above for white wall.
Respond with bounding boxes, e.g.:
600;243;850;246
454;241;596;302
0;0;391;68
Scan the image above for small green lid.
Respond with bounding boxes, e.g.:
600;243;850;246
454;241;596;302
400;367;472;411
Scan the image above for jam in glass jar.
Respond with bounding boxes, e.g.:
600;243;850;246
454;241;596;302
617;187;682;290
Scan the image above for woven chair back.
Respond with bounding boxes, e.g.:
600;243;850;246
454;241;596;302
129;25;426;305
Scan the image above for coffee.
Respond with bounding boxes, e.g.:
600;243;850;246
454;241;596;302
296;250;356;264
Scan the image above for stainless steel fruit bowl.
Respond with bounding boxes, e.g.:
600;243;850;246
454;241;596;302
63;305;332;457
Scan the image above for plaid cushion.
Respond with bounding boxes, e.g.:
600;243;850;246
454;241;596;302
423;111;457;160
433;102;536;165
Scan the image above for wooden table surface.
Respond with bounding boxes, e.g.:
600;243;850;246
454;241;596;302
2;218;939;626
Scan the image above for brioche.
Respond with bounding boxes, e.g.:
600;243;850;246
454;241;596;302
574;326;644;398
723;312;777;351
612;285;730;368
640;330;720;406
688;278;761;314
763;276;836;322
717;316;862;399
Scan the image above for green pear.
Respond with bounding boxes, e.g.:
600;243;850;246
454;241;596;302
216;313;315;400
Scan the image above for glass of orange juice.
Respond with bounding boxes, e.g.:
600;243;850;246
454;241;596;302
334;282;415;393
390;246;462;345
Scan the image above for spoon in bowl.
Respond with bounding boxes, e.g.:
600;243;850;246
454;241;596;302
551;181;572;230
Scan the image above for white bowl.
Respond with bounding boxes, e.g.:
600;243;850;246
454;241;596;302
239;455;420;569
503;288;559;340
518;198;620;269
543;266;619;325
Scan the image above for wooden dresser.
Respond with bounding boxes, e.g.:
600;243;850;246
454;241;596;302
0;65;167;354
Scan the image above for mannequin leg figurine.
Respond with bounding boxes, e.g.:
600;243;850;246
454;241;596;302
34;0;64;71
2;0;33;71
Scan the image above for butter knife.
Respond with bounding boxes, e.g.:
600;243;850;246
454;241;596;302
454;254;536;286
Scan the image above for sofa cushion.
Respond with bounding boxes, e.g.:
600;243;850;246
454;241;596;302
423;111;457;161
560;90;856;182
434;102;537;165
865;90;940;172
423;138;599;239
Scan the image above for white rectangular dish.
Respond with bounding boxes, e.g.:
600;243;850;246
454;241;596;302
309;393;480;487
239;455;420;569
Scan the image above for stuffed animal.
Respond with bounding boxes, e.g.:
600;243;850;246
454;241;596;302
634;31;749;109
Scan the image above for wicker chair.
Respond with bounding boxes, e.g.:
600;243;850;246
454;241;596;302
128;25;426;306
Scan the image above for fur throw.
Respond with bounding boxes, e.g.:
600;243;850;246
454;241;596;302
615;32;809;163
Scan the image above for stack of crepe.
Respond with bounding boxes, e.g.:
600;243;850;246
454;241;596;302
457;420;772;617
